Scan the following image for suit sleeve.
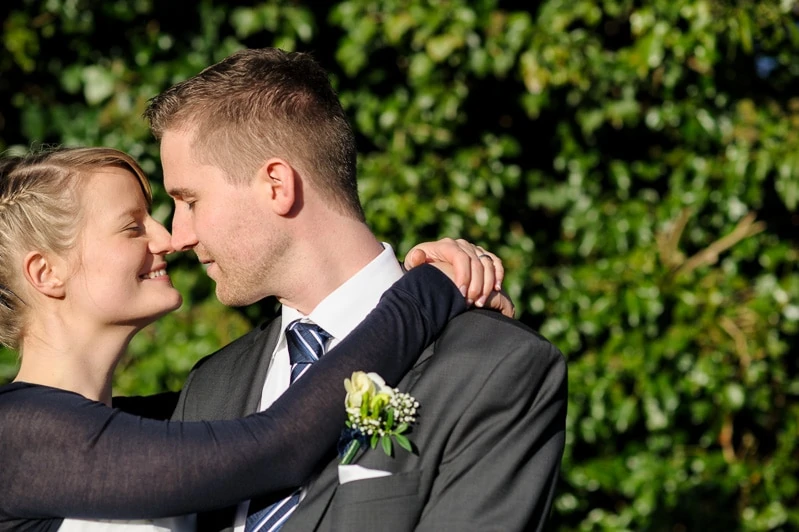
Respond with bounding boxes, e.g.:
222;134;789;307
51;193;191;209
171;363;195;420
0;265;466;521
415;333;567;532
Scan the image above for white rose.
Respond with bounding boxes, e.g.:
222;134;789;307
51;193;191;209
344;371;375;409
366;372;395;399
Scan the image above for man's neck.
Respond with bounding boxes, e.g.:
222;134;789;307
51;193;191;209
282;242;403;343
277;217;385;315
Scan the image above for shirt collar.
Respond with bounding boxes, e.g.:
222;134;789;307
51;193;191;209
279;243;403;341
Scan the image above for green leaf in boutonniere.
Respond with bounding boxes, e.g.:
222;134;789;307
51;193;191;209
337;371;419;465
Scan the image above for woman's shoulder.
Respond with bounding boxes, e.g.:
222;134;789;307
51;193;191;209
0;381;49;408
0;381;89;408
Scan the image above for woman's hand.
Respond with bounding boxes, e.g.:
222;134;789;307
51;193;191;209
404;238;515;318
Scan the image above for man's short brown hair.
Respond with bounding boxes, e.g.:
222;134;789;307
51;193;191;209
145;48;364;221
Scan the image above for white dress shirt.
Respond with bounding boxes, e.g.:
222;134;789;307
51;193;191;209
230;243;403;531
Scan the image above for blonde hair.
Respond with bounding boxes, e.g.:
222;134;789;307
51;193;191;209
0;147;151;349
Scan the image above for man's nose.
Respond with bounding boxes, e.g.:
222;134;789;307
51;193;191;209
170;209;199;252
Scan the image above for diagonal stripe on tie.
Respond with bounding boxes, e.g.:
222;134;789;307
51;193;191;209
244;320;331;532
245;492;300;532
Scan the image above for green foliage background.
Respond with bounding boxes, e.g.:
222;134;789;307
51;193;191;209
1;0;797;529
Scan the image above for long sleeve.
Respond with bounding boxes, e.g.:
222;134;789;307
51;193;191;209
0;265;465;525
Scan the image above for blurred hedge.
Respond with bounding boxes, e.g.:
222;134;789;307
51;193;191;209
1;1;797;529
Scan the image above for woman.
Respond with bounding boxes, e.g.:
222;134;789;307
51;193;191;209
0;147;506;531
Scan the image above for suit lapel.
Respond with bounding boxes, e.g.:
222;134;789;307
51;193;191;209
281;456;340;532
201;318;282;420
282;343;436;531
239;319;283;415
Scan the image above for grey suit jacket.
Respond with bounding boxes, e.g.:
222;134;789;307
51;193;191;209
174;310;566;532
282;310;567;532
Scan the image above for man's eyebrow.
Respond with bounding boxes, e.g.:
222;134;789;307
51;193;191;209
167;187;194;199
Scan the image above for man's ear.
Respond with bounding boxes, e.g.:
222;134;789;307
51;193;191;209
256;158;297;216
22;251;67;298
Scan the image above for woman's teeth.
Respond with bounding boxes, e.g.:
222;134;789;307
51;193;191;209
141;269;167;280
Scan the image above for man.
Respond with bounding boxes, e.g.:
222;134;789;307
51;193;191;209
145;48;566;532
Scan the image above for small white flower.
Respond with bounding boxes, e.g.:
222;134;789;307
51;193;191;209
340;371;420;464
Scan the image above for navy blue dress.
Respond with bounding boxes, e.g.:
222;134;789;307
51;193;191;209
0;265;465;531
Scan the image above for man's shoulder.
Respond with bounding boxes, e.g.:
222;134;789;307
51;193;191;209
429;309;566;378
190;317;281;374
440;310;561;356
409;310;567;432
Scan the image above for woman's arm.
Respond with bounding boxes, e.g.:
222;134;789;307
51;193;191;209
0;265;465;521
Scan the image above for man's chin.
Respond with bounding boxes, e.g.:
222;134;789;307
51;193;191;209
214;285;261;308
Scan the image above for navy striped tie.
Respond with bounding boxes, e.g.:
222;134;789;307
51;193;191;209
244;320;331;532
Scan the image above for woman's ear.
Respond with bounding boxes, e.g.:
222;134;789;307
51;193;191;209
256;158;297;216
22;251;67;298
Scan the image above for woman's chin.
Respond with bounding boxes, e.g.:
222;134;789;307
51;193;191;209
137;295;184;325
159;294;184;317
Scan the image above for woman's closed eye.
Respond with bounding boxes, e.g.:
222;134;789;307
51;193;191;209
125;223;145;235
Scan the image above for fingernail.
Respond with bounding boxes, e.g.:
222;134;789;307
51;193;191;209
476;297;486;307
459;285;468;297
466;298;474;306
495;282;502;291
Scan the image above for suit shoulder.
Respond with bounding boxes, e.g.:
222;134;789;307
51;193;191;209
449;309;554;343
436;310;565;371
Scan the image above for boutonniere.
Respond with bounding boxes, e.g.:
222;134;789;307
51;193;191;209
338;371;419;465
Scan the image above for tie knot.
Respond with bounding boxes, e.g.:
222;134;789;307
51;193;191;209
286;320;331;365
